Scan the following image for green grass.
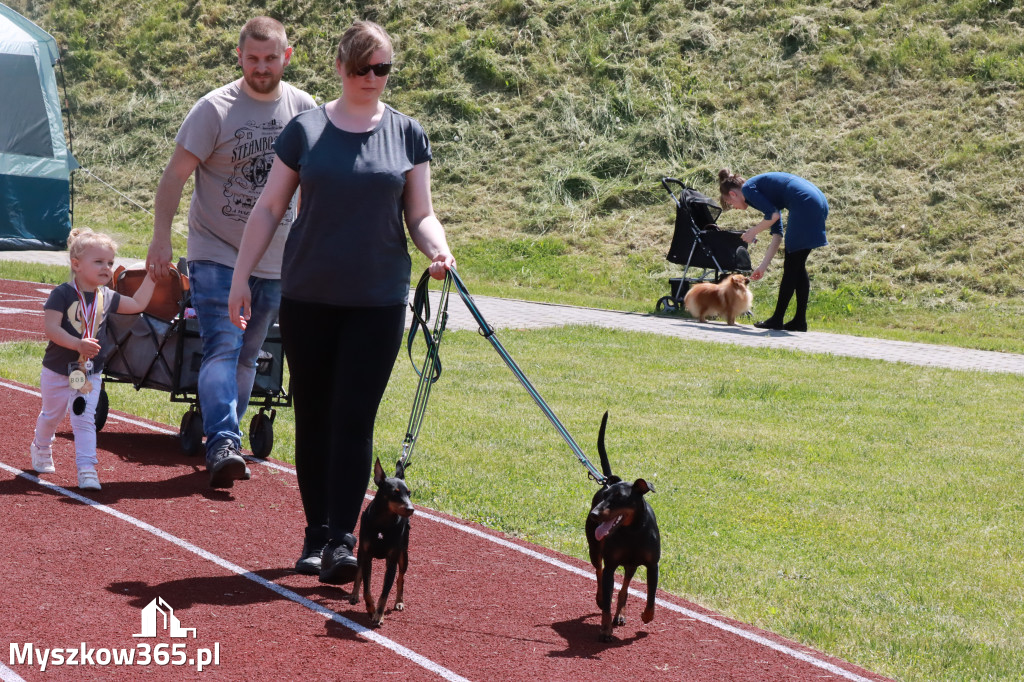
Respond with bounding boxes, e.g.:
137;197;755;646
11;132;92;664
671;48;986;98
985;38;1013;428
3;327;1022;681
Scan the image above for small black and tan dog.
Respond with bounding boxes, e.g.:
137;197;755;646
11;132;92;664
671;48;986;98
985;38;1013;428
585;412;660;641
349;458;414;627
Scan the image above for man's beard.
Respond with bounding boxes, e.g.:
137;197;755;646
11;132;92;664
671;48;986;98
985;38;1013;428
245;71;281;95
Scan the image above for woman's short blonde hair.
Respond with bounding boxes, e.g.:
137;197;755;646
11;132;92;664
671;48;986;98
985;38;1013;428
336;20;393;76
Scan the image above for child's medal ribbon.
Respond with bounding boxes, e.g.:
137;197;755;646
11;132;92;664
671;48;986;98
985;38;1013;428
70;281;102;393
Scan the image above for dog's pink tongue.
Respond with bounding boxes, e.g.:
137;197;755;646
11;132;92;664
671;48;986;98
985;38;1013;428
595;516;620;541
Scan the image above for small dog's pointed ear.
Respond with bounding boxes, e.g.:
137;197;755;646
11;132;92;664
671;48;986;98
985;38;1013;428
374;458;386;486
633;478;655;495
395;459;408;479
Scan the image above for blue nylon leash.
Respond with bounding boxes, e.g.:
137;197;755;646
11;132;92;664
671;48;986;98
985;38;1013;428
401;267;607;485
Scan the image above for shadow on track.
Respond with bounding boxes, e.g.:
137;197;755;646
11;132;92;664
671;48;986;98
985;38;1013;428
95;430;198;468
109;571;337;610
547;614;649;658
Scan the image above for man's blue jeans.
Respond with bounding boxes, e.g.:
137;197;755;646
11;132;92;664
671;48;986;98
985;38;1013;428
188;260;281;460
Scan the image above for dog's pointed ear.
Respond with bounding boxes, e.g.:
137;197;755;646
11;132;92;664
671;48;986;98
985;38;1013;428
395;459;408;480
373;458;386;486
632;478;654;495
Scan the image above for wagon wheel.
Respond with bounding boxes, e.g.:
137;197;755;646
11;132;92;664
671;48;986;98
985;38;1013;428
94;387;109;431
179;407;204;456
249;409;275;460
655;296;677;313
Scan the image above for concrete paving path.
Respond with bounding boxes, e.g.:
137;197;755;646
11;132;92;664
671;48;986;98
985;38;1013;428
426;290;1024;376
4;249;1023;376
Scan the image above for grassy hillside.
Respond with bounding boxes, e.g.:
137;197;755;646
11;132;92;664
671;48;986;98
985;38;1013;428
8;0;1024;338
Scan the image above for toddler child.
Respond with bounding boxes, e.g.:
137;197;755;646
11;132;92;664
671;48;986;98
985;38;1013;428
30;228;157;490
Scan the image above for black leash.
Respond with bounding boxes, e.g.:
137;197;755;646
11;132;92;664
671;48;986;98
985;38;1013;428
400;267;607;485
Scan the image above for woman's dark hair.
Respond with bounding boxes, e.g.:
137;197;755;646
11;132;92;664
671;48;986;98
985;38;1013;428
718;168;746;208
336;20;393;76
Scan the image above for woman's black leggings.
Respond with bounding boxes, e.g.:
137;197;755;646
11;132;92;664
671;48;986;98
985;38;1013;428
278;297;406;544
771;248;812;324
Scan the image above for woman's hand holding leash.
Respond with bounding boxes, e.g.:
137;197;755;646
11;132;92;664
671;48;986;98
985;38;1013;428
428;253;456;280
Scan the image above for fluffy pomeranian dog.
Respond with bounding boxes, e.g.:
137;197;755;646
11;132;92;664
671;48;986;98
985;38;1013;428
682;274;753;325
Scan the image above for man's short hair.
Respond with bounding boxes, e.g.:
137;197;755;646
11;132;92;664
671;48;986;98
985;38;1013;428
238;16;288;50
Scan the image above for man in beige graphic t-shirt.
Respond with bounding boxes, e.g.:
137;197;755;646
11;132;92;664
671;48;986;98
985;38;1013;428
146;16;314;488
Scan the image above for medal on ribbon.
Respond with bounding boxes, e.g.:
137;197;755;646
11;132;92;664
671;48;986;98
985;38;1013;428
68;368;87;391
70;282;102;394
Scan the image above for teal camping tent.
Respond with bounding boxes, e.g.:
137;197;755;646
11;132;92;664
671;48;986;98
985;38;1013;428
0;2;77;250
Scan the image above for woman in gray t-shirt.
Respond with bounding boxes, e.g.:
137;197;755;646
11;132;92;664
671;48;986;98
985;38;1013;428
228;20;455;584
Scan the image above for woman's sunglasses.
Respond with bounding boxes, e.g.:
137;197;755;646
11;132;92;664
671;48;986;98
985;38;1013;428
353;62;392;77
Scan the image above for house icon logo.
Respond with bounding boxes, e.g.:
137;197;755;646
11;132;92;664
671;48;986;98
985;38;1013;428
132;597;196;638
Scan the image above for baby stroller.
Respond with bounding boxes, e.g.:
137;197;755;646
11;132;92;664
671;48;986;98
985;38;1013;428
98;259;290;459
655;177;752;313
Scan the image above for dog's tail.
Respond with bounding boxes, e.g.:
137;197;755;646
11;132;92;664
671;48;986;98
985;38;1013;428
598;411;613;478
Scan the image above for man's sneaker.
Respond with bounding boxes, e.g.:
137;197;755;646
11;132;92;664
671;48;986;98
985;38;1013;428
77;468;101;490
319;533;358;585
207;441;250;489
295;536;327;576
30;443;55;474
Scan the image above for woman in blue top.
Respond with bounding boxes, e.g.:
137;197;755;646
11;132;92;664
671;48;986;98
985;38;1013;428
718;169;828;332
229;21;455;584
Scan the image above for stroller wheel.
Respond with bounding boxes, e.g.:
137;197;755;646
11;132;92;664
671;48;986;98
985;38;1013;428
179;408;204;456
655;296;678;313
249;410;275;460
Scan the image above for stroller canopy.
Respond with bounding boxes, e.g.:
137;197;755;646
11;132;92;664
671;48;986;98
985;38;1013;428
0;2;77;251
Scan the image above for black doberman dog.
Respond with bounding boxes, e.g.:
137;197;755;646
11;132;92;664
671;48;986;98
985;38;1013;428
585;412;660;641
349;458;414;627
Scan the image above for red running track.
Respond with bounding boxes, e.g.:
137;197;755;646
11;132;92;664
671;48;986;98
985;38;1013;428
0;278;49;343
1;277;890;681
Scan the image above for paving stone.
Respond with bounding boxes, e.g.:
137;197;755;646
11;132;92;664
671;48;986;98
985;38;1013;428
414;291;1024;377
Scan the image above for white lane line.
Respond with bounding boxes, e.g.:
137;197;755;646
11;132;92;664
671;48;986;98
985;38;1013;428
0;662;27;682
0;306;44;315
0;292;48;300
0;327;45;336
0;378;877;682
421;512;875;682
0;460;469;682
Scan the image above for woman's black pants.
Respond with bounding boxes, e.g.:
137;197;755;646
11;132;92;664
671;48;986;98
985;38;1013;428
279;297;406;545
770;248;812;324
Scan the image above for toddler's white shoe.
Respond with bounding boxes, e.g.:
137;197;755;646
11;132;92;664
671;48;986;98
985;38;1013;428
77;468;101;491
30;443;55;474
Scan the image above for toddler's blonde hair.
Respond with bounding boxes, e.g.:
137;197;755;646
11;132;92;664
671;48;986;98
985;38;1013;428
67;227;118;261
